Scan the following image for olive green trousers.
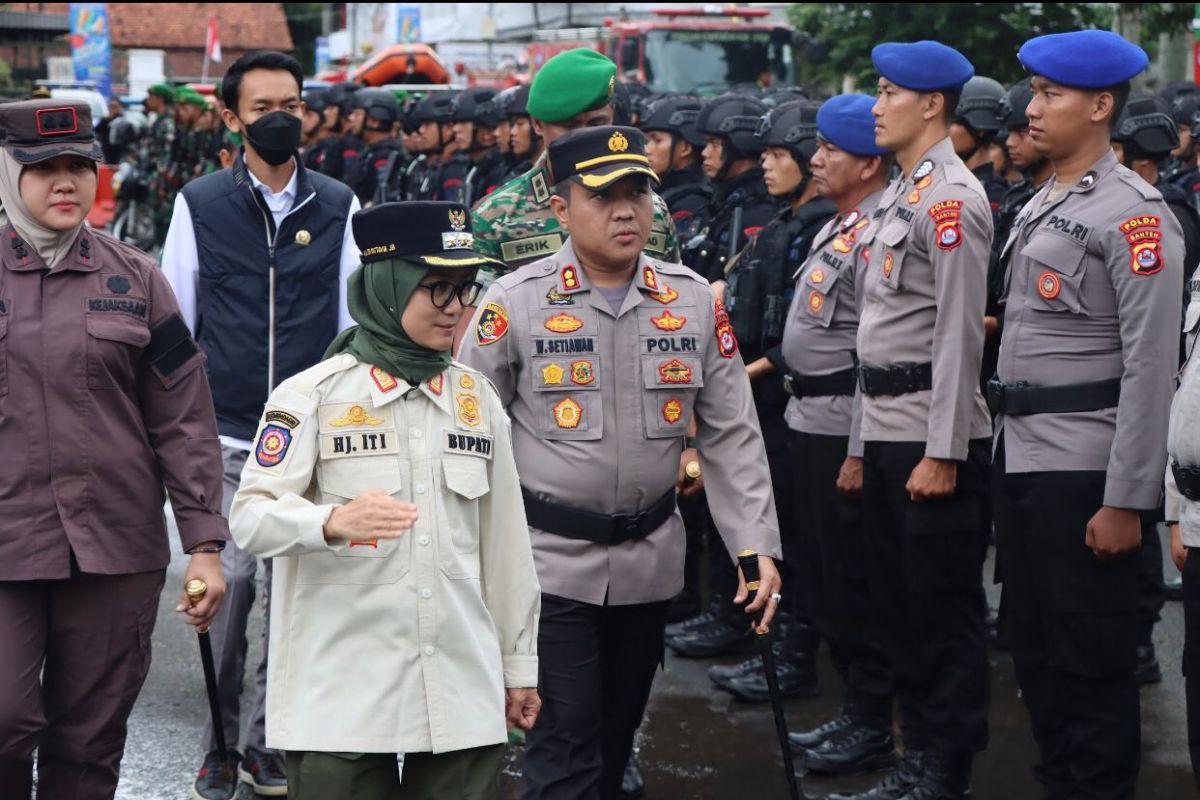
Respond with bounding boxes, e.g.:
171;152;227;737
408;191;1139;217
286;744;504;800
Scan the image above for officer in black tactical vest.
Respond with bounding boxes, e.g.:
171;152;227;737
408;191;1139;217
1110;91;1200;687
640;95;713;254
682;94;781;281
951;76;1009;232
668;101;835;682
450;88;509;207
499;84;541;185
343;88;407;206
305;82;359;181
1162;83;1200;188
404;93;456;201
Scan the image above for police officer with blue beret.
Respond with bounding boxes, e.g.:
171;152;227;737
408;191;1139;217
831;41;995;800
992;31;1184;800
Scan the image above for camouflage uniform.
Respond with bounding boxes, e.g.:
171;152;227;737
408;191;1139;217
130;112;177;243
471;152;680;284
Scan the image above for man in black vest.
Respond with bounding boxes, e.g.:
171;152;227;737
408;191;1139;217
160;50;360;800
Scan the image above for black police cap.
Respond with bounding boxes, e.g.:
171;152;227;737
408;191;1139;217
353;201;502;269
548;126;658;191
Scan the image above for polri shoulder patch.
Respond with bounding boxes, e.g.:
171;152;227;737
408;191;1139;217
477;302;510;345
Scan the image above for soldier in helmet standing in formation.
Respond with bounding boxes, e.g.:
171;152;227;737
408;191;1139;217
450;87;509;206
683;100;836;696
951;76;1010;231
344;88;407;206
501;83;544;185
639;95;713;247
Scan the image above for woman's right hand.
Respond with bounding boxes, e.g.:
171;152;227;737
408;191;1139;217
323;490;418;542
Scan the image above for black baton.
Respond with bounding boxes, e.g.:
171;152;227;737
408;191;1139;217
186;579;235;781
738;550;804;800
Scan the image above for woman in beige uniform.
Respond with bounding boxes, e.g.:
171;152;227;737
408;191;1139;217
230;201;541;800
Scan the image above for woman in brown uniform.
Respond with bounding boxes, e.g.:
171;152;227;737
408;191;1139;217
0;99;229;799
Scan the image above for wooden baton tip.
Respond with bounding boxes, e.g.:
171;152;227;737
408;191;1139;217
738;549;757;558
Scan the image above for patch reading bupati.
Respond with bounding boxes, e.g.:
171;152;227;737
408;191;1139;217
444;431;494;459
476;302;510;345
255;424;292;468
87;297;147;319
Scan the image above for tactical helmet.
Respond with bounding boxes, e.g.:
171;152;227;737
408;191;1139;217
1000;78;1034;130
1169;91;1200;128
303;89;328;114
1161;80;1200;108
409;92;456;124
757;99;822;165
640;95;705;148
955;76;1006;135
696;94;769;162
324;81;361;115
505;84;531;119
495;85;519;119
355;88;401;126
610;81;633;126
762;85;809;109
1112;91;1179;159
624;81;654;121
451;87;500;128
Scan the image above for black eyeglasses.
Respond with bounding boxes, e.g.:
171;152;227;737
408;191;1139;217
415;280;483;309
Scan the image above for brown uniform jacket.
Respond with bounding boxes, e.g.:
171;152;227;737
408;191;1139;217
0;226;228;579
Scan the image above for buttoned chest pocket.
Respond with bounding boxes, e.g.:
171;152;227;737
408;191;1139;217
301;460;410;585
641;355;704;438
875;221;910;291
86;312;151;390
1020;234;1087;315
435;456;490;579
801;266;847;328
530;355;603;441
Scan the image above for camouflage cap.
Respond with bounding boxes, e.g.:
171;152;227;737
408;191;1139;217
528;49;616;123
0;99;103;164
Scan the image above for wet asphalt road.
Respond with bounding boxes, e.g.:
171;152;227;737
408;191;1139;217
113;527;1195;800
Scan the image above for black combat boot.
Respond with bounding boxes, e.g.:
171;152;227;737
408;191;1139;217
827;749;925;800
664;595;726;640
800;720;897;775
788;712;857;751
897;750;970;800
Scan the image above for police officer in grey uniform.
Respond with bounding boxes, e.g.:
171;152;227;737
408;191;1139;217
990;32;1183;800
833;42;994;800
755;94;898;776
459;126;783;800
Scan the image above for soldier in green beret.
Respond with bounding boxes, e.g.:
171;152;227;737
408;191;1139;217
469;49;680;283
129;83;178;247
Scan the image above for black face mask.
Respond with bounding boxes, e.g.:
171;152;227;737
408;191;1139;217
242;111;301;166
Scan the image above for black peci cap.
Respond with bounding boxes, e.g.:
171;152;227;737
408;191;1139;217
353;201;503;269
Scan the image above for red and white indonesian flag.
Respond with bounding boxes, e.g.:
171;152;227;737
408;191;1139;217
206;15;222;63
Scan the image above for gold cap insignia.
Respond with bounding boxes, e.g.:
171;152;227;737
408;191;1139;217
607;75;616;94
449;208;467;231
295;230;312;246
330;405;383;427
608;131;629;153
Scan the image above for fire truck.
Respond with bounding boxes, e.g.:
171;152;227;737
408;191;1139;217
528;7;797;95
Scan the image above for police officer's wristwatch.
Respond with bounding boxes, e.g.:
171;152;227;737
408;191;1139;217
187;541;227;554
683;436;699;450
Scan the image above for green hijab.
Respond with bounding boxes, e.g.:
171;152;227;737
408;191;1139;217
324;258;450;383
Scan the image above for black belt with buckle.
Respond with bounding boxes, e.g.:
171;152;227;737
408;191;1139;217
858;362;933;397
783;367;857;399
520;488;677;546
986;377;1121;416
1173;462;1200;502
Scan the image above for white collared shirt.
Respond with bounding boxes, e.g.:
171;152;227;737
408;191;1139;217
161;159;362;450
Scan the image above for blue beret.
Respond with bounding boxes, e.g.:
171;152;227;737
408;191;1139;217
1018;31;1147;89
872;41;974;92
817;94;890;157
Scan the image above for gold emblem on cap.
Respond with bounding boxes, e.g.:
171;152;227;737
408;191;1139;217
608;131;629;153
295;230;312;246
331;405;384;427
449;208;467;231
607;75;616;94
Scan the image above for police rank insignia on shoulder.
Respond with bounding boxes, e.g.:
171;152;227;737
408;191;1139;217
255;424;292;468
545;312;584;333
912;160;935;181
929;200;965;252
713;299;738;358
651;310;686;331
649;284;679;305
477;302;510;345
560;264;581;291
1122;215;1164;276
642;266;659;290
